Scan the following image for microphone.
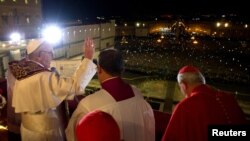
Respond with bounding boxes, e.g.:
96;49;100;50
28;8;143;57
51;67;60;77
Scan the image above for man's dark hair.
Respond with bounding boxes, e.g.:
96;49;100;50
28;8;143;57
98;49;124;76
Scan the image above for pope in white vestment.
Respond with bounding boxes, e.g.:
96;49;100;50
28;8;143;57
8;38;96;141
66;49;155;141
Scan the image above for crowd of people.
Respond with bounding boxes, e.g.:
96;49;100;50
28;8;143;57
4;37;248;141
115;36;249;87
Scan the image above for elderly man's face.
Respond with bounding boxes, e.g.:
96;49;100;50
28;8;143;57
37;43;53;68
178;82;188;98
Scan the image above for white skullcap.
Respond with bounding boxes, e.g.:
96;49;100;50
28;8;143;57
26;38;45;54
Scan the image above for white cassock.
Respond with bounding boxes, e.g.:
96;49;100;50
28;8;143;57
11;58;96;141
65;86;155;141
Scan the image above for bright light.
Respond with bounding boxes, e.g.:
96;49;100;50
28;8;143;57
136;22;140;27
0;125;7;130
224;23;229;28
193;40;198;44
216;22;221;27
245;24;248;28
10;32;21;42
42;25;62;44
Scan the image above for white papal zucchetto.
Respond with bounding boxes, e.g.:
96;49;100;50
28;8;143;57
26;38;45;54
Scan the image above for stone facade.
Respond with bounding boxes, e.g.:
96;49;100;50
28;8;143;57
0;0;42;40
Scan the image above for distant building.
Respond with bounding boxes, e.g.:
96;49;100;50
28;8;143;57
0;20;116;77
115;15;250;40
0;0;42;40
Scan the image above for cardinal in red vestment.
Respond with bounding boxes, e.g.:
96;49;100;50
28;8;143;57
162;66;247;141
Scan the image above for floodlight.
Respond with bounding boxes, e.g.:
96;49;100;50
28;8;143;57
10;32;21;42
42;25;62;44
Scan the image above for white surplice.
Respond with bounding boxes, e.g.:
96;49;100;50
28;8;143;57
66;86;155;141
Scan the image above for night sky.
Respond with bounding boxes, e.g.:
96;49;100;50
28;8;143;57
41;0;249;22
